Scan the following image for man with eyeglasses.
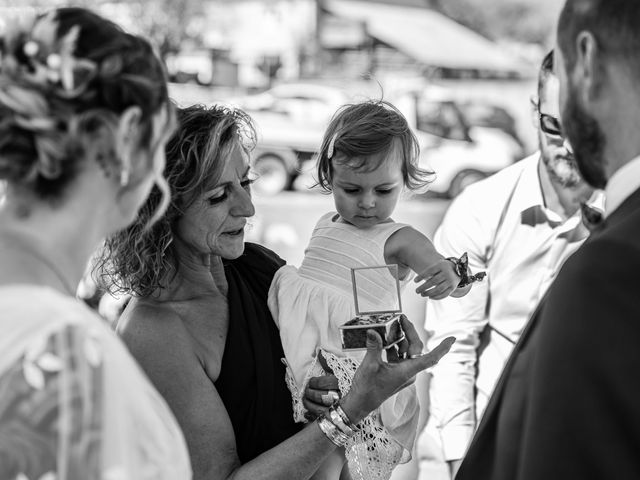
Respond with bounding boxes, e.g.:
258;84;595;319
419;50;601;479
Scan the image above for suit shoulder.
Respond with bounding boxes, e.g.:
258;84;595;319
546;234;640;318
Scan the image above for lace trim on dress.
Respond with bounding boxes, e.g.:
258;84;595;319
282;351;406;480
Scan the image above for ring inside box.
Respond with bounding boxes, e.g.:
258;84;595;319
340;265;406;351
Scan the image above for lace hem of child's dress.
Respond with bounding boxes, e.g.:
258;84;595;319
282;351;407;480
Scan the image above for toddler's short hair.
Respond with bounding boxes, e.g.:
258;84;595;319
316;100;433;192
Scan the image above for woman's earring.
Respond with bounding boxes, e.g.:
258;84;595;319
119;168;130;187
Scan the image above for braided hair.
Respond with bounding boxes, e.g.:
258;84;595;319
0;8;172;201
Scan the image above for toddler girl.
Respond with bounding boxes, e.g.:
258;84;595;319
268;100;481;480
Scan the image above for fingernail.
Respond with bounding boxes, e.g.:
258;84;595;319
366;330;378;347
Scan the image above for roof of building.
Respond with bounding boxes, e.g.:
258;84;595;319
323;0;531;75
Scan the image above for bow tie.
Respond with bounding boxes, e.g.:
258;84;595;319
520;206;562;228
580;202;605;232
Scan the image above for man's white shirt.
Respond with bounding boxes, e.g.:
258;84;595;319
426;153;591;461
605;154;640;217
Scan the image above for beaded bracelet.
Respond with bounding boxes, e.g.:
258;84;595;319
317;414;349;447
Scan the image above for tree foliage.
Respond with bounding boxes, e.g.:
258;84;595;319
433;0;563;46
126;0;205;58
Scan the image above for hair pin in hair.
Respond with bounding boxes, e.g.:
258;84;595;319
327;132;338;159
1;13;97;99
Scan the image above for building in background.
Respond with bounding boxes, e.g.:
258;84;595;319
318;0;533;80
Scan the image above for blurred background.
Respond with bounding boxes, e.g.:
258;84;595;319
2;0;560;260
1;1;561;477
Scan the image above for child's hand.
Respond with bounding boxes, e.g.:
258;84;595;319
414;259;461;300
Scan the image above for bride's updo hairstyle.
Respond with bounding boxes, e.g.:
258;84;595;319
0;7;172;202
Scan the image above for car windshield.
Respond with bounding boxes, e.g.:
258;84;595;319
415;97;471;142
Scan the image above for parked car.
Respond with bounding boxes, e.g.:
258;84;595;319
458;99;526;152
406;87;524;197
230;83;350;195
231;83;523;197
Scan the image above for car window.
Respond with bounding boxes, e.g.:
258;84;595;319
416;98;470;142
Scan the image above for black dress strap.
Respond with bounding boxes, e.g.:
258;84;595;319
215;243;301;462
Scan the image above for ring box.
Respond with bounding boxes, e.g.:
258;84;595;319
339;265;406;351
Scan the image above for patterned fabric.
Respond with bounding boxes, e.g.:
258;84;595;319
0;324;102;480
0;286;191;480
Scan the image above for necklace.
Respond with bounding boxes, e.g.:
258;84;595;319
0;233;77;297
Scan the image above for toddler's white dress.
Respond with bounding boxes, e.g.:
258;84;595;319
268;212;419;480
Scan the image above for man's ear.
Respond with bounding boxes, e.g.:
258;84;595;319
574;31;604;103
529;96;539;129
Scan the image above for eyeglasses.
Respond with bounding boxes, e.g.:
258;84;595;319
531;97;563;138
539;113;563;137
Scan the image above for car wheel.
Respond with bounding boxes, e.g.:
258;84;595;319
448;169;487;198
253;154;290;195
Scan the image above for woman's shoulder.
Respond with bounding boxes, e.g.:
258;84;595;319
117;298;192;352
0;286;106;371
0;285;100;332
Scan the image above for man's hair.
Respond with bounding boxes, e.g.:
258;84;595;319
538;50;555;100
558;0;640;74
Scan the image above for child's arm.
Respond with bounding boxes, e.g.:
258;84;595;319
384;226;467;300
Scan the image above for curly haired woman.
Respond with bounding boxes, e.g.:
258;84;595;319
102;103;455;480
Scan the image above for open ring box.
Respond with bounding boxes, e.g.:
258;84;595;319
339;264;406;351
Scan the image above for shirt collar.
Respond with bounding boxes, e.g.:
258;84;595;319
512;152;546;213
514;152;585;228
605;155;640;218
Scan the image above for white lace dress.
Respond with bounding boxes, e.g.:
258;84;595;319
0;285;192;480
268;212;419;480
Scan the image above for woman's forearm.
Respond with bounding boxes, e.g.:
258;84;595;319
224;421;338;480
221;388;368;480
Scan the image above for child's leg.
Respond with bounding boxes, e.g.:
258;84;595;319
310;448;347;480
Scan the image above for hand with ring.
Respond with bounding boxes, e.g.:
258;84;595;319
338;315;455;425
385;315;428;364
303;374;341;420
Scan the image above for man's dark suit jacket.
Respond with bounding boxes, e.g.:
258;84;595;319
456;187;640;480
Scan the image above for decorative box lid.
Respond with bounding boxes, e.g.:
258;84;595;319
351;264;403;315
